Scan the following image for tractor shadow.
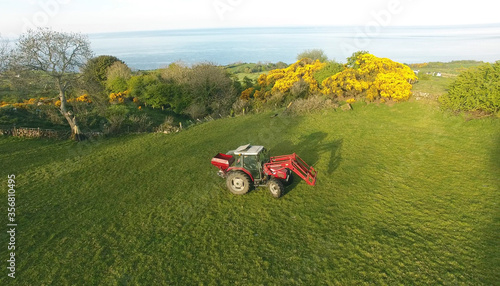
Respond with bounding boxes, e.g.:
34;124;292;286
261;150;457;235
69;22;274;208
271;132;343;196
481;131;500;276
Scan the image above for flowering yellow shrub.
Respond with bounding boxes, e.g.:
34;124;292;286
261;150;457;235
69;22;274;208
271;59;325;93
373;72;414;101
321;69;368;97
74;94;92;103
409;63;428;69
257;74;267;87
265;69;286;89
240;87;254;101
12;103;28;109
250;59;325;104
322;54;417;102
3;94;93;110
38;97;52;105
6;98;45;109
109;91;129;103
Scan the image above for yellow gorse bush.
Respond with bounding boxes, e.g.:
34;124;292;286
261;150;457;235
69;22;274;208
252;59;326;102
409;63;428;69
372;72;414;101
271;59;325;93
2;94;91;109
322;54;417;102
55;94;92;106
74;94;92;103
240;87;254;101
321;69;368;97
109;91;129;103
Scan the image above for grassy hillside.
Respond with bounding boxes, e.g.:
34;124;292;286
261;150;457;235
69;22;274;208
1;102;499;284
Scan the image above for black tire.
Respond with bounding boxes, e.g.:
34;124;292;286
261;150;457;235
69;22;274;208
267;178;284;198
283;171;294;186
226;171;252;195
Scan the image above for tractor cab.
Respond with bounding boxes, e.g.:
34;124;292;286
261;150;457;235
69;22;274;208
227;144;269;181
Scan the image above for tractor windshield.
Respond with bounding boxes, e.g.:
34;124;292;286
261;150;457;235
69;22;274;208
243;155;261;180
243;155;258;171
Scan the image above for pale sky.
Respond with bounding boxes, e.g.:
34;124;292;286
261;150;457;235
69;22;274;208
0;0;498;37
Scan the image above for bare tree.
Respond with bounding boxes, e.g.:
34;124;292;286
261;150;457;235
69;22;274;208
0;34;11;72
14;28;93;140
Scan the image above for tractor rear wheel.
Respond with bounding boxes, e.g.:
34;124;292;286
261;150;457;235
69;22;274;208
267;178;284;198
226;171;252;195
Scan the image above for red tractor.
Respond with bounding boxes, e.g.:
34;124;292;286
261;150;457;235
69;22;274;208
211;144;317;198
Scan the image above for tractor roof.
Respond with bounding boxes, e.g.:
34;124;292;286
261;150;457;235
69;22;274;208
231;144;264;156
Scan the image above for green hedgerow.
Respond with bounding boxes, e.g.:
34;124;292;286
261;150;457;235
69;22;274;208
439;61;500;115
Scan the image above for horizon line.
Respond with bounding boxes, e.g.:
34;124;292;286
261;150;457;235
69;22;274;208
85;22;500;36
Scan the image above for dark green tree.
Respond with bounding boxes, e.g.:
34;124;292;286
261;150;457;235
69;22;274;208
80;55;123;106
82;55;122;88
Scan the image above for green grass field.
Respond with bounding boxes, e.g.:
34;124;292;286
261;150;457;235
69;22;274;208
1;102;499;284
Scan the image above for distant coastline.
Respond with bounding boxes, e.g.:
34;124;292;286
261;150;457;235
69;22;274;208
89;24;500;70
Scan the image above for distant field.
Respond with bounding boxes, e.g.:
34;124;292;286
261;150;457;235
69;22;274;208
225;62;283;82
411;61;485;99
1;101;498;284
232;71;262;82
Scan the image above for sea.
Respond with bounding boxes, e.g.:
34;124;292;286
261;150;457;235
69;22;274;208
89;24;500;70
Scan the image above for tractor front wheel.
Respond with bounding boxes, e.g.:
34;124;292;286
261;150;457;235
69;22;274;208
283;171;294;186
267;178;284;198
226;171;252;195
